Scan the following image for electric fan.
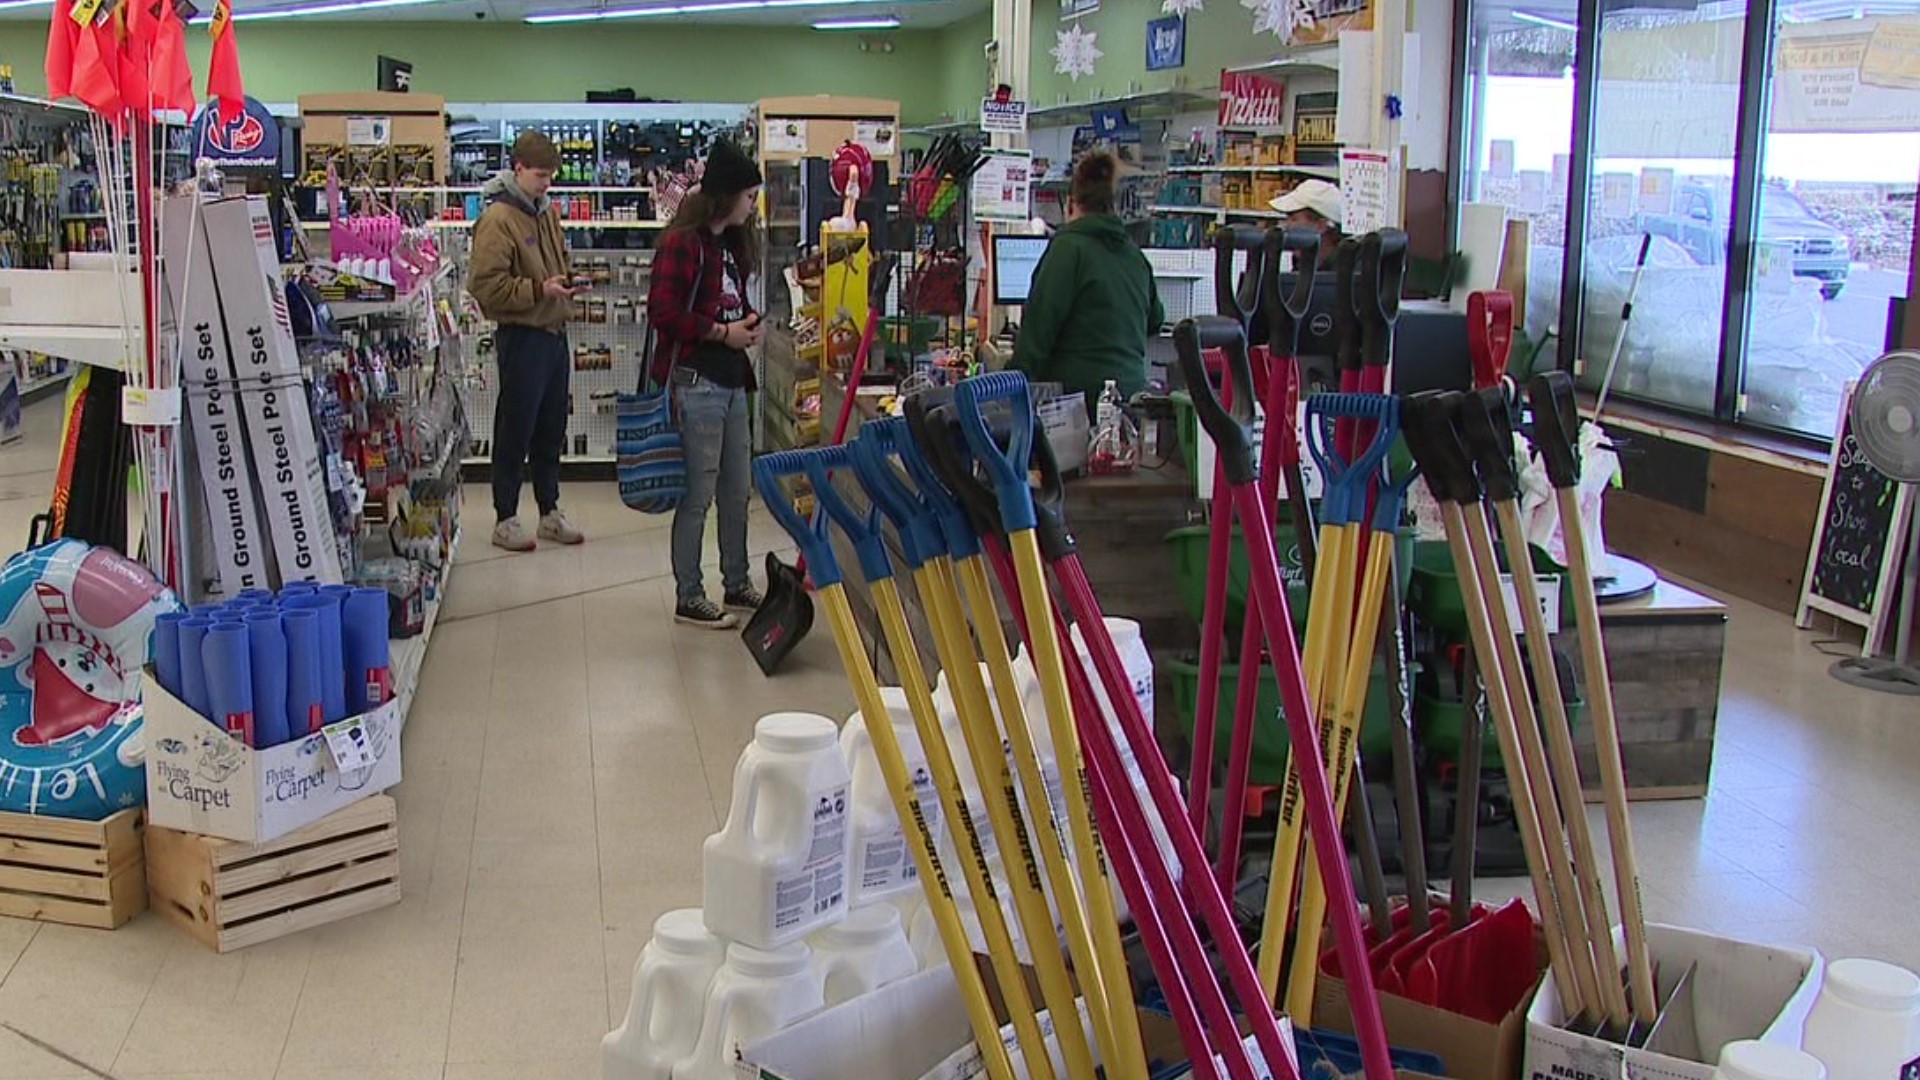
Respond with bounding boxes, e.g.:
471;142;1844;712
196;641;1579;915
1832;349;1920;695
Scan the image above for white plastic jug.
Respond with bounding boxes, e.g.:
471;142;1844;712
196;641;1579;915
907;900;947;971
672;942;826;1080
932;663;1005;872
1803;958;1920;1078
842;689;944;908
1713;1040;1827;1080
603;909;726;1080
703;713;852;950
809;903;919;1005
1070;618;1182;899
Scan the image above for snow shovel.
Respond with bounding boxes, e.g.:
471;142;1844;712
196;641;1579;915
741;256;895;676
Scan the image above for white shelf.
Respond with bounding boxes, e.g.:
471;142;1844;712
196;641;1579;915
17;369;74;397
1167;163;1341;179
1151;205;1285;219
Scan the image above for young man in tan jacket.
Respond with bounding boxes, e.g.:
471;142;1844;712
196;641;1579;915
468;129;586;552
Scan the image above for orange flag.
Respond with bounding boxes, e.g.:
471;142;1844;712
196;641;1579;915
45;0;79;100
69;10;124;118
117;5;152;117
152;0;193;115
206;0;244;123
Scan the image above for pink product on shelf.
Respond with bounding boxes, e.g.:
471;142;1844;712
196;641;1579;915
324;165;441;293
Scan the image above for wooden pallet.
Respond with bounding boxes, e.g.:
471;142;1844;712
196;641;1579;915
0;807;146;929
145;795;401;953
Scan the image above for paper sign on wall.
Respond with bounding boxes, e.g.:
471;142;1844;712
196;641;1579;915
854;120;896;158
1552;153;1571;195
1489;139;1516;180
971;149;1033;222
1639;167;1676;216
1340;147;1400;233
981;98;1029;135
1518;170;1549;213
1599;172;1636;219
346;116;391;146
765;119;808;154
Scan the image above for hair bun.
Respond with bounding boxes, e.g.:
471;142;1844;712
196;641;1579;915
1075;151;1117;185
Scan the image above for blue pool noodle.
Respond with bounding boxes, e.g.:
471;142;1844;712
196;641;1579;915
202;623;255;745
245;611;292;748
177;617;214;718
152;611;184;699
341;588;392;713
320;585;357;713
282;608;325;736
286;593;346;724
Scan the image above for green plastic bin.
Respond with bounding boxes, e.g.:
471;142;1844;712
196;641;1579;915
1166;655;1400;787
1165;521;1415;640
1416;690;1587;769
1406;540;1576;640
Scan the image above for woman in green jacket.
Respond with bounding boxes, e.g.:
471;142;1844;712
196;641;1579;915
1012;151;1165;399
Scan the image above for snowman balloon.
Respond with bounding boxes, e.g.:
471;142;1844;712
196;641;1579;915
0;540;179;819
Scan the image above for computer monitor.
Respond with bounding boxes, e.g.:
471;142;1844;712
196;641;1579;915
992;235;1050;306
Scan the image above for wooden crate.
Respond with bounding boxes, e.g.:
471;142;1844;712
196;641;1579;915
0;808;146;929
145;795;400;953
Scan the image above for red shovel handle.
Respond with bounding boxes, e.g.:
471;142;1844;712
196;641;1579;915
1466;290;1515;391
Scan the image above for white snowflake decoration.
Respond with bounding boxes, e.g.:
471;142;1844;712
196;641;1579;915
1052;24;1104;82
1163;0;1204;14
1244;0;1316;40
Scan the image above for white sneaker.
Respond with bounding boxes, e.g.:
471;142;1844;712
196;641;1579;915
492;518;536;552
538;509;584;545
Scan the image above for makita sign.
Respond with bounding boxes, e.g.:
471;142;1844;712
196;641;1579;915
1218;71;1287;129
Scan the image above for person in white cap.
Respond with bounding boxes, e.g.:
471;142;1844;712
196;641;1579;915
1269;178;1345;269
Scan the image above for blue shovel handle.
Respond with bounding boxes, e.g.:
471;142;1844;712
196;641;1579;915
804;445;894;584
954;372;1037;533
854;419;945;570
1307;393;1400;527
753;450;843;589
899;399;983;560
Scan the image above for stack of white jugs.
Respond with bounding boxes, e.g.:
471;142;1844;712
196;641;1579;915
601;618;1176;1080
602;710;924;1080
1710;958;1920;1080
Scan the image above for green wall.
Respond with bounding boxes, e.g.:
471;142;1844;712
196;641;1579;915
0;21;954;121
934;11;993;125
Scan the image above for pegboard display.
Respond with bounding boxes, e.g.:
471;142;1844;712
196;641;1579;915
462;248;651;464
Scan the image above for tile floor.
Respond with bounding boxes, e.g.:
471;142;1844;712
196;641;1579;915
0;394;1914;1078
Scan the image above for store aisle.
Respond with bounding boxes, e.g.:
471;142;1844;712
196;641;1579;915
0;391;1915;1078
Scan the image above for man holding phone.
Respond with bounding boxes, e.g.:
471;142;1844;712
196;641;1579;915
469;128;587;552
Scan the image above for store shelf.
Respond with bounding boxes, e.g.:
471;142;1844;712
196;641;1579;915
1226;44;1341;75
1167;163;1341;179
1151;204;1285;219
17;369;74;398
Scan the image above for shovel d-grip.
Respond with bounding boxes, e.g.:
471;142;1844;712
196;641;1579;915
1530;371;1583;490
853;419;944;571
1306;393;1400;531
804;443;894;585
1467;290;1516;391
1213;224;1269;333
1173;317;1259;485
1262;226;1322;359
954;372;1038;531
752;451;844;589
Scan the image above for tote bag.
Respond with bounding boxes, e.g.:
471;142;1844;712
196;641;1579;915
615;331;685;514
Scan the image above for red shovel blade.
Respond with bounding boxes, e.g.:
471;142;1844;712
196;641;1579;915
1405;897;1541;1024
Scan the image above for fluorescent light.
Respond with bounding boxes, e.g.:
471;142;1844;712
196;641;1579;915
184;0;456;19
812;14;899;27
1512;9;1578;30
527;0;910;24
0;0;53;9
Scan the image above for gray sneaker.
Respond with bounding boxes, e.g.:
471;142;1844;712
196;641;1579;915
675;598;738;630
538;509;584;545
492;518;536;552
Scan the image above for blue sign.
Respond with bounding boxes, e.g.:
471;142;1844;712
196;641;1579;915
1090;107;1141;144
191;97;282;171
1147;15;1186;71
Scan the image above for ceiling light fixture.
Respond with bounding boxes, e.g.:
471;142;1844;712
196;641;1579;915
527;0;914;25
185;0;455;20
812;14;900;27
0;0;54;10
1511;9;1578;30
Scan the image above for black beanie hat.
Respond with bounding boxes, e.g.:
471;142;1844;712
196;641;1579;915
701;140;763;197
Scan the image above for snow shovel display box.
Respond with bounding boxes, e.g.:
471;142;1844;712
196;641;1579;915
1312;919;1545;1080
1523;924;1823;1080
142;673;402;845
741;965;1305;1080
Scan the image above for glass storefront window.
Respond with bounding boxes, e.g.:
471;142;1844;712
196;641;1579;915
1737;9;1919;439
1459;3;1577;357
1575;2;1750;415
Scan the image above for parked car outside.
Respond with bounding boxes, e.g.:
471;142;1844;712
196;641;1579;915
1644;180;1852;298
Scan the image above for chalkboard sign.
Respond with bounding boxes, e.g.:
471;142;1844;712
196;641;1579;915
1797;381;1916;656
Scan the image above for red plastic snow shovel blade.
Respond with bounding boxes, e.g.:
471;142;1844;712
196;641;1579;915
1405;897;1540;1024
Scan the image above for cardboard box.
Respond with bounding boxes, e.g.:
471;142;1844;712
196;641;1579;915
1523;924;1823;1080
1312;913;1544;1080
200;196;344;586
742;966;1298;1080
143;671;402;844
161;194;275;595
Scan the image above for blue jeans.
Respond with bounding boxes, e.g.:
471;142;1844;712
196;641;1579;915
671;368;751;606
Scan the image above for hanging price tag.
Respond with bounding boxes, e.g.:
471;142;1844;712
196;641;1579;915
1496;573;1563;635
121;387;183;427
322;716;377;773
